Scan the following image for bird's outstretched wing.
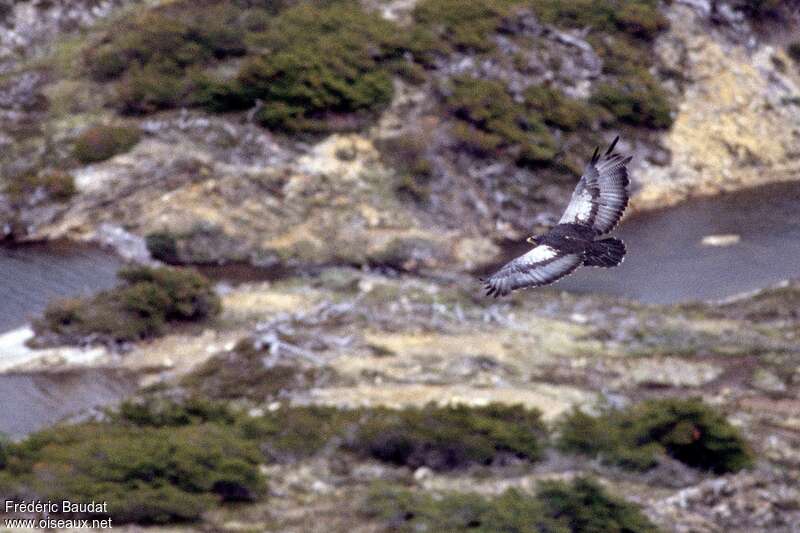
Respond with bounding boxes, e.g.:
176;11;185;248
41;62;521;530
559;136;632;235
482;245;582;298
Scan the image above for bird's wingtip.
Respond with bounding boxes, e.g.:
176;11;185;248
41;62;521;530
606;135;620;155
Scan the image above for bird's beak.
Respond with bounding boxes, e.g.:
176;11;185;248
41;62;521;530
526;236;537;245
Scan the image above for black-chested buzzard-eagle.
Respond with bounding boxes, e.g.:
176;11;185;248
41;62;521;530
482;136;632;297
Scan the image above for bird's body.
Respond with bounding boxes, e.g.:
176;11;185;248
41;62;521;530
483;137;632;297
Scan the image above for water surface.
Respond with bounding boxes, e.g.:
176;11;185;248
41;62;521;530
0;241;123;333
0;369;135;438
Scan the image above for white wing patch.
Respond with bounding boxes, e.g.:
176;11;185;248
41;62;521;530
521;244;559;263
482;245;582;298
482;137;631;298
558;137;631;234
559;180;597;226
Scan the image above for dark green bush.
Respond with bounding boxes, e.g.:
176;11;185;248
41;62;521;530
1;420;264;524
363;477;660;532
537;477;661;533
445;77;557;166
557;398;754;474
531;0;668;42
86;2;245;82
347;403;547;470
4;171;77;203
228;3;405;132
240;405;359;463
86;1;247;114
523;85;602;132
73;124;141;164
113;397;235;428
590;73;673;129
237;403;545;469
146;231;181;264
115;62;189;115
34;266;221;344
117;266;221;321
412;0;668;56
364;485;557;532
412;0;522;54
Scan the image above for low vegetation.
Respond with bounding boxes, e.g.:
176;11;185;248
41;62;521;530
557;398;754;473
241;402;546;470
363;477;660;532
444;77;558;167
411;0;524;55
73;124;141;164
4;171;76;203
1;395;757;526
590;75;673;129
222;2;406;132
33;266;221;345
86;0;408;132
347;403;546;470
412;0;667;56
0;399;263;525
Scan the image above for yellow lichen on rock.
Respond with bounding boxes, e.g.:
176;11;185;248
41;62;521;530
635;4;800;211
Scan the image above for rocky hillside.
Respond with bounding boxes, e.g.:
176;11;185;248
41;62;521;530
1;1;800;532
0;0;798;271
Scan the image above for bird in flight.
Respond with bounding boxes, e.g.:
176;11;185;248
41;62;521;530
482;136;632;297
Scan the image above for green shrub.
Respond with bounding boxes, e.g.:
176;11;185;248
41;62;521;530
557;398;754;474
73;124;141;164
537;477;661;533
412;0;668;56
86;2;246;82
590;73;673;129
240;405;359;463
523;85;601;132
445;77;557;166
4;171;77;203
86;1;247;113
146;231;181;264
115;62;189;115
227;3;405;132
531;0;668;42
347;403;547;470
117;266;221;321
238;403;545;468
113;397;235;428
1;419;264;524
412;0;522;54
34;266;221;345
363;478;660;532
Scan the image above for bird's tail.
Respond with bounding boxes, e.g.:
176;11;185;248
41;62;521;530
584;238;626;267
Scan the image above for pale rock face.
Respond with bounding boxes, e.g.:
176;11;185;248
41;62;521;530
609;357;724;389
634;3;800;211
